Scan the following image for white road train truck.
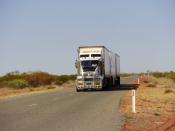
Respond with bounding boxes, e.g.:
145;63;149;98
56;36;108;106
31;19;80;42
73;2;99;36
75;46;120;92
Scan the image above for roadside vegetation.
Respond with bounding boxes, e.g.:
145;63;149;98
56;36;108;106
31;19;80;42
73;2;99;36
121;71;175;83
0;71;76;97
120;73;138;77
149;71;175;82
0;71;76;88
120;72;175;131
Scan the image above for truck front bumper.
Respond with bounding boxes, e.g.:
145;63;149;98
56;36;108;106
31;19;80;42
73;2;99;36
76;78;103;90
76;77;103;90
77;85;102;90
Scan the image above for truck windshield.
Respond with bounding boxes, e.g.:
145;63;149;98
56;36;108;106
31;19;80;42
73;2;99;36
81;60;98;67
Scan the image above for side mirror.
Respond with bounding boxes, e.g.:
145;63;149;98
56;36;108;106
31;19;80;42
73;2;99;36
98;61;102;66
75;60;79;69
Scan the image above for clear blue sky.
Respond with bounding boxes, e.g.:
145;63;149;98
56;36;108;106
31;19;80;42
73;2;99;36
1;0;175;75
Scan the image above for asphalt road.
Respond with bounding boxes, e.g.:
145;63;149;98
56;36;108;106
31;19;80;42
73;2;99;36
0;77;135;131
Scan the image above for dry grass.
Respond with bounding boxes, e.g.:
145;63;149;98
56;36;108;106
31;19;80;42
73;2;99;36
0;86;57;99
121;87;175;131
137;87;175;114
0;80;75;99
61;80;76;88
146;76;175;88
120;76;175;131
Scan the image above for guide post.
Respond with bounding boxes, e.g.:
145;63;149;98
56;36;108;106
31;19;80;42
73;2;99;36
131;78;140;113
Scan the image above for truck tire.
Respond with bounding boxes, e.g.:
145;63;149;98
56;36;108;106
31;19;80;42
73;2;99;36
102;78;108;90
76;88;80;92
117;77;120;85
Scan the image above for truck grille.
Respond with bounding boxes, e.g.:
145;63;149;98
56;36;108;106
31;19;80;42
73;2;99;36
84;78;93;81
86;82;92;85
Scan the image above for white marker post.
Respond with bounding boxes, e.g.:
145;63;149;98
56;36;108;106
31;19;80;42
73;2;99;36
132;89;136;113
131;78;139;113
137;78;140;85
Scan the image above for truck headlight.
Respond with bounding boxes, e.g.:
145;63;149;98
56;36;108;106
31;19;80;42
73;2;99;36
77;80;83;86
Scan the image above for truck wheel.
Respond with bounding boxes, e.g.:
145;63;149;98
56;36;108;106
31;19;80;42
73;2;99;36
76;88;80;92
102;78;107;90
117;77;120;85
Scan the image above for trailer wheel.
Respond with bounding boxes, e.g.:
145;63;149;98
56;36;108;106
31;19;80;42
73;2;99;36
117;77;120;85
102;78;108;90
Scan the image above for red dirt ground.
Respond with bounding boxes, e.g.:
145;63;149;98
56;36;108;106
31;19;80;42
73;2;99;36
121;77;175;131
154;116;175;131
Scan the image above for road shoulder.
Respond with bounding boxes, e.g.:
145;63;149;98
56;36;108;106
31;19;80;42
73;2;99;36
120;85;175;131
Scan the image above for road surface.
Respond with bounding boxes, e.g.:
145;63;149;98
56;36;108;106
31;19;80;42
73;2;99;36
0;77;134;131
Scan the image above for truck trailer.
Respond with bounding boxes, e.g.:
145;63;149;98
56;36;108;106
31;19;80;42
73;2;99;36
75;46;120;92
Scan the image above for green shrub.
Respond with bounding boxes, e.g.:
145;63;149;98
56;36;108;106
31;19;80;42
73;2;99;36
47;86;56;89
151;71;175;83
7;79;29;89
0;71;76;88
54;76;68;85
54;75;76;86
166;73;175;83
154;112;161;116
164;89;174;94
26;72;52;87
152;72;165;78
55;80;64;85
0;81;8;88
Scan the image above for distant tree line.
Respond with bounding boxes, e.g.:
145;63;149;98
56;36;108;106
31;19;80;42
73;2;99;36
121;71;175;83
0;71;76;89
120;73;138;77
150;71;175;82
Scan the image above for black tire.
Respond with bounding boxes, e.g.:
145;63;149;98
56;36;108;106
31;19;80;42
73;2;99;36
76;88;80;92
102;78;107;90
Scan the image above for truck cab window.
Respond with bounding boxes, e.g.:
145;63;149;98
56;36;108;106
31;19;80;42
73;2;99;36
80;54;89;57
91;54;101;57
81;60;98;67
